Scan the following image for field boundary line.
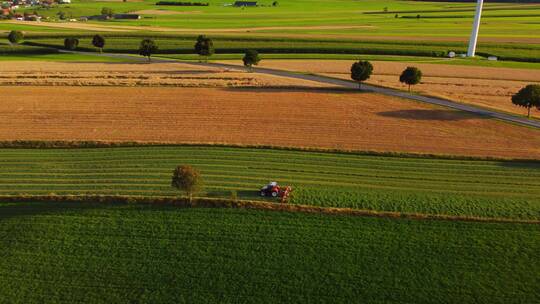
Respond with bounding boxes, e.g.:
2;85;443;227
2;140;540;162
2;195;538;225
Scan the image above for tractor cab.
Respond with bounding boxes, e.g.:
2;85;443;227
260;182;293;203
260;181;280;197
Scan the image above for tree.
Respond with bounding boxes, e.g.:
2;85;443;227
57;11;66;20
171;165;202;202
272;1;278;6
242;49;260;72
101;7;114;18
350;60;373;89
194;35;214;62
138;38;158;61
399;66;422;92
7;30;23;44
92;34;105;53
64;37;79;50
512;84;540;118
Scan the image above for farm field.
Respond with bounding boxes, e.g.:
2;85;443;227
228;59;540;118
1;1;540;302
0;60;330;87
0;202;538;303
5;0;540;42
2;86;540;158
1;146;540;220
21;34;540;62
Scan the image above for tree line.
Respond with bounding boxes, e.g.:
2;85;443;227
63;34;261;70
5;30;539;118
350;60;540;118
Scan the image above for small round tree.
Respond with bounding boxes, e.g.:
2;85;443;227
171;165;203;203
7;30;24;44
194;35;214;62
399;66;422;92
64;37;79;50
139;38;158;61
92;35;105;53
512;84;540;118
242;49;260;72
57;11;66;20
101;7;114;18
350;60;373;89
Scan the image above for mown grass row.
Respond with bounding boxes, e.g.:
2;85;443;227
1;146;539;220
0;201;538;303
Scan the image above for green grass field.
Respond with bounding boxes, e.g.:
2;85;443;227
2;0;539;63
0;201;538;303
1;146;539;220
20;34;540;62
8;0;540;39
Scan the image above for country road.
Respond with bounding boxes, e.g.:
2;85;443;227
61;50;540;129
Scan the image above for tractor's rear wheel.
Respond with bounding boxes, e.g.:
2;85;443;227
271;191;278;197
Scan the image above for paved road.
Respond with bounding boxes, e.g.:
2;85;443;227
62;50;540;129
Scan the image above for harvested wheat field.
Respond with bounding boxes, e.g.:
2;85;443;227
2;86;540;159
0;61;330;88
243;60;540;119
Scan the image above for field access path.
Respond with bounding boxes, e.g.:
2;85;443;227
62;50;540;129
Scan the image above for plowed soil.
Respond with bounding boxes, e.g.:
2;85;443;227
2;86;540;159
245;60;540;118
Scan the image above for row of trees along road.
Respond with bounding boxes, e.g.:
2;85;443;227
60;34;262;69
350;60;540;118
6;30;539;119
350;61;422;92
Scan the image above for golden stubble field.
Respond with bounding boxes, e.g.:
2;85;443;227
0;61;332;88
238;60;540;119
2;86;540;159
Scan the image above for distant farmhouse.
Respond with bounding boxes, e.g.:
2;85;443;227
234;1;257;7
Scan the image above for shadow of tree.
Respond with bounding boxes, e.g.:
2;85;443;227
496;161;540;169
377;109;488;121
222;87;363;94
0;201;112;222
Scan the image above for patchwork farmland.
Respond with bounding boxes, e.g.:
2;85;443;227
1;0;539;302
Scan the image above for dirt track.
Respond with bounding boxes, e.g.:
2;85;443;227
2;86;540;159
241;60;540;118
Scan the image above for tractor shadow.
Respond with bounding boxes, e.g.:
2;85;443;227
377;109;488;121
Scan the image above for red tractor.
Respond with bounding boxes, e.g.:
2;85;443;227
260;181;292;202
